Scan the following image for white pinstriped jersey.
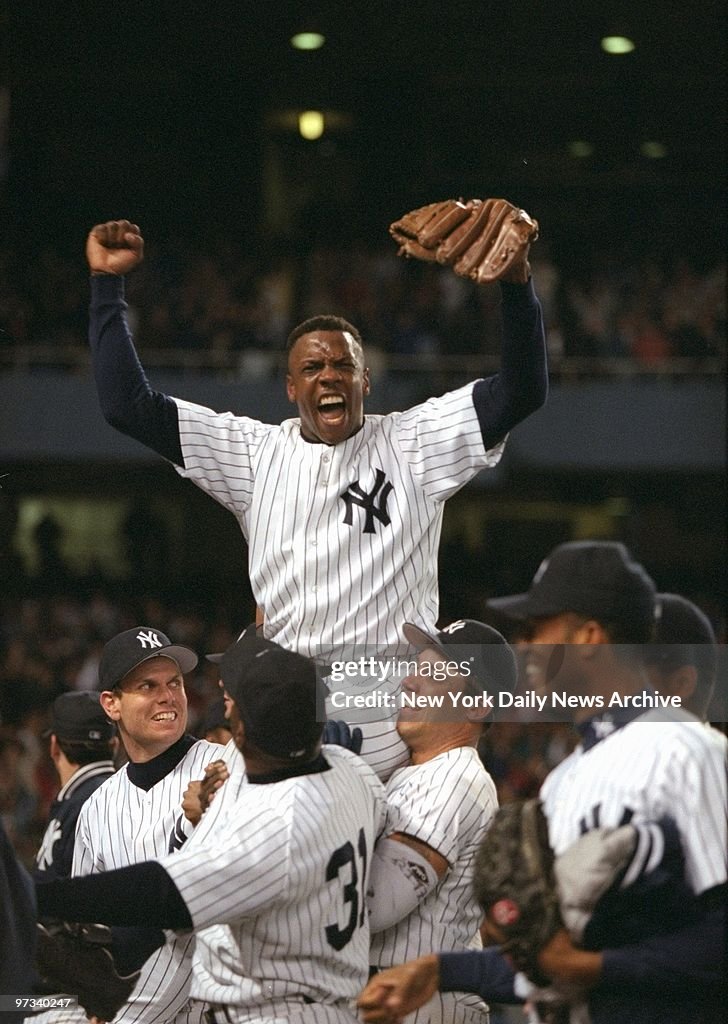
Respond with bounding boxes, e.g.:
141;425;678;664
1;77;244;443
369;746;498;1024
72;739;225;1024
160;745;385;1023
173;383;504;659
540;708;728;896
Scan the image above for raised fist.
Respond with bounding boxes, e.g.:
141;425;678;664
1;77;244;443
86;220;144;276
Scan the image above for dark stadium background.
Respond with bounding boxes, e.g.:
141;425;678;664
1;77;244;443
0;1;725;854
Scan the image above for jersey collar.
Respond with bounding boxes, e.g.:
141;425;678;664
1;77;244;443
126;734;197;790
577;690;657;751
58;760;115;800
247;752;330;785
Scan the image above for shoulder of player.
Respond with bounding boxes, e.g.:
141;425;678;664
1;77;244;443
320;745;386;799
388;748;495;808
174;397;280;439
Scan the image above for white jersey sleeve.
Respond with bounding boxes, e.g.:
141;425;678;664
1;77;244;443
393;382;505;503
173;400;277;520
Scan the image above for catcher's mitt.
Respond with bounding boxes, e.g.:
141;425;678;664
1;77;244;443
389;198;539;284
473;799;562;985
35;921;141;1021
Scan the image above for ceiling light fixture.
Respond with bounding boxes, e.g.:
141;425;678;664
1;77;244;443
601;35;635;54
291;32;325;51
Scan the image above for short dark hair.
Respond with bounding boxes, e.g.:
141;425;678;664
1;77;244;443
56;737;115;766
286;315;364;353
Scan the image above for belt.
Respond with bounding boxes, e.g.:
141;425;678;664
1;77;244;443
205;996;315;1024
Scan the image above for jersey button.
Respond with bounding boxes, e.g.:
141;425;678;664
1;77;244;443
323;454;330;463
312;585;318;592
311;540;317;547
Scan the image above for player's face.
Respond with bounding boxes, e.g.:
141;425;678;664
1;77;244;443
397;647;475;749
524;614;587;697
286;330;370;445
101;656;188;762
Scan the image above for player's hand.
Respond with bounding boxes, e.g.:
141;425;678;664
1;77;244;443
537;928;602;987
182;760;229;825
86;220;144;275
322;719;363;754
357;954;440;1022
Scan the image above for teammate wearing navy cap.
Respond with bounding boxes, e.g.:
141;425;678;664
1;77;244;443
36;635;385;1024
71;626;226;1024
359;542;727;1024
34;691;116;882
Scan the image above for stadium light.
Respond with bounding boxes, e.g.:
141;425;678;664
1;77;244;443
291;32;325;51
601;35;635;54
299;110;325;140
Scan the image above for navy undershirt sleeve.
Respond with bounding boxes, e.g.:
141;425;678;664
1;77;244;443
439;948;521;1004
90;275;184;466
472;278;548;450
36;861;192;930
599;902;725;994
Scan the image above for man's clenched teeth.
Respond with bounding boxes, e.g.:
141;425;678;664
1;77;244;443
153;712;177;721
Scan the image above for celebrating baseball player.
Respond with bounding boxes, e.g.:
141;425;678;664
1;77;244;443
33;692;117;882
358;542;727;1024
71;626;227;1024
36;634;386;1024
84;202;546;663
365;618;515;1023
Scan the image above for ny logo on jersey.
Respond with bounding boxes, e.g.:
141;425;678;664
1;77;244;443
36;819;62;871
340;469;393;535
578;802;634;835
136;630;163;649
168;813;190;853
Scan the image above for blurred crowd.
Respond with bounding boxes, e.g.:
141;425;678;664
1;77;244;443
0;590;576;865
0;239;724;371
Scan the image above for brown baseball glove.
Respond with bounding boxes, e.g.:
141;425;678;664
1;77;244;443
473;799;563;985
389;197;538;284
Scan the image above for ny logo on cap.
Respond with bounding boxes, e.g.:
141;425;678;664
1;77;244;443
441;620;467;635
136;630;163;649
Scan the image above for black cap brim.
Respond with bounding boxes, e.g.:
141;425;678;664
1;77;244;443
112;646;198;688
486;593;553;620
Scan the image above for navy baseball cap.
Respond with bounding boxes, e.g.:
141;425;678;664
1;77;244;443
219;635;322;761
46;692;115;742
206;622;260;665
645;593;718;679
486;542;656;631
99;627;198;691
403;618;518;694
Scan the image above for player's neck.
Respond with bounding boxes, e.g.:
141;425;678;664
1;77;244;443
572;664;650;723
409;730;477;765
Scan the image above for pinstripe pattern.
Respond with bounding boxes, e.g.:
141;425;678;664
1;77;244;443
540;709;727;896
369;747;497;1023
173;383;504;660
72;739;225;1024
160;746;384;1015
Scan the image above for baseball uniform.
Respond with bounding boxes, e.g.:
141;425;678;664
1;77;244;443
34;758;115;881
369;745;498;1023
73;734;225;1024
89;274;546;657
37;744;386;1024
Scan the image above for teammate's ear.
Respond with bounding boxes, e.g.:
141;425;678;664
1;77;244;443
363;367;371;396
286;374;297;404
100;690;122;722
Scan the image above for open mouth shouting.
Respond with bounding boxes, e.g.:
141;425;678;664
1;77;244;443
318;393;347;423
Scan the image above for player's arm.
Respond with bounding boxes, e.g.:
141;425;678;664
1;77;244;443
367;832;448;932
472;278;548;450
86;221;185;466
358;948;523;1022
